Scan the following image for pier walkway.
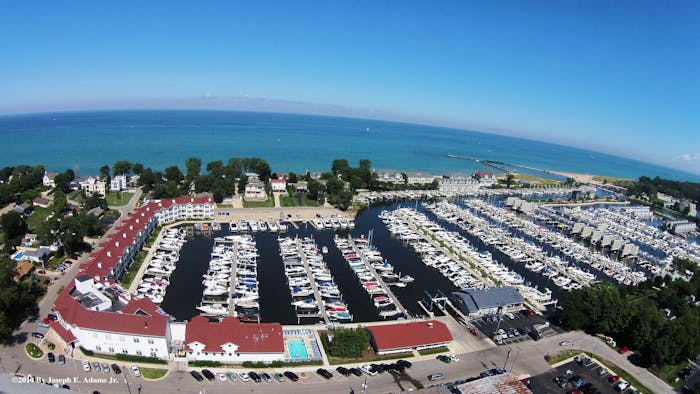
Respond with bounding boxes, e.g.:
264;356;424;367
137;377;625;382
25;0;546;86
346;237;409;319
297;238;330;325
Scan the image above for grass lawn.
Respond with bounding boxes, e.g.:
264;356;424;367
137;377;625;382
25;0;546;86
301;193;319;206
651;361;688;389
243;196;274;208
26;343;44;359
279;195;298;207
67;190;84;204
545;349;582;365
27;206;52;230
106;191;134;206
498;173;562;186
45;254;67;270
120;249;148;288
216;203;233;208
140;367;168;380
418;346;449;356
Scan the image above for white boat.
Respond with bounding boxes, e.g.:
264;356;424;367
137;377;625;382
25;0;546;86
399;275;414;283
379;309;402;318
197;304;228;315
322;246;329;254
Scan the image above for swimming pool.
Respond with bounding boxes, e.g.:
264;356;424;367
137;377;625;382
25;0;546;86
287;339;309;359
12;251;25;260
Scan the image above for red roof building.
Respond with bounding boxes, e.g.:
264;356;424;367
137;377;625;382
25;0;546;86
185;316;284;362
368;320;453;354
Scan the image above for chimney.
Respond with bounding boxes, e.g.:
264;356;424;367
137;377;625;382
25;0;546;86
115;241;120;247
136;219;140;224
129;225;133;230
97;262;103;268
122;233;127;239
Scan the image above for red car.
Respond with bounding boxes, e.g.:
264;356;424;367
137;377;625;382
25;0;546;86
609;375;620;383
42;317;53;324
470;328;479;335
618;346;629;354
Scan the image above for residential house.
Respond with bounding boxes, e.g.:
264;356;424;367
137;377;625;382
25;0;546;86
270;178;287;193
13;203;32;215
14;261;34;281
374;169;403;183
244;173;267;200
33;197;51;208
43;172;58;188
79;176;107;197
110;175;128;191
290;182;308;192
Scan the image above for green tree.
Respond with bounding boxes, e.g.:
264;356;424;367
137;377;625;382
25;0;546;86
164;166;184;184
185;157;202;183
1;211;26;252
288;172;298;183
51;190;68;215
112;161;132;176
332;159;351;178
504;173;516;188
132;163;145;175
99;165;110;179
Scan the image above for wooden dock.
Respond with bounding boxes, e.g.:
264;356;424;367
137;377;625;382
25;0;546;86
297;238;330;325
346;237;409;319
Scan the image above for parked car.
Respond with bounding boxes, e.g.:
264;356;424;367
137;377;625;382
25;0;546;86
360;364;376;376
201;369;215;381
397;360;412;369
38;322;50;328
618;346;629;354
615;381;630;392
226;371;238;382
216;372;227;382
447;354;460;362
130;365;140;377
349;367;363;376
316;368;333;379
47;353;55;363
238;372;251;382
102;363;110;373
260;372;273;383
273;372;286;382
609;375;620;383
249;371;262;383
190;371;204;382
111;364;121;374
559;341;572;347
31;332;44;339
569;375;585;388
470;327;479;335
283;371;299;382
58;355;66;365
428;373;445;381
82;361;91;372
336;367;351;376
436;355;451;363
370;363;385;373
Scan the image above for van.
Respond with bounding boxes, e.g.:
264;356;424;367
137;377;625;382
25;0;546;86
428;373;445;381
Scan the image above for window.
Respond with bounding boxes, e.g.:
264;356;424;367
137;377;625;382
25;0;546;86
148;339;154;344
108;347;114;353
105;334;111;340
133;338;140;343
95;345;102;351
122;349;128;354
150;351;157;357
136;350;142;356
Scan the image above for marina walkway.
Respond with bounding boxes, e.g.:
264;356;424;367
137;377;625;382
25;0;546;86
297;238;330;325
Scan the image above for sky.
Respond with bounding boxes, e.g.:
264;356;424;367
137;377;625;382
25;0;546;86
0;1;698;174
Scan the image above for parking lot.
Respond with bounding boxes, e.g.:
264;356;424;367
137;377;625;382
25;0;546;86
529;359;636;394
471;311;561;345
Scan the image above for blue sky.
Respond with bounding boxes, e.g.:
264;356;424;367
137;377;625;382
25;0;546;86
1;1;698;174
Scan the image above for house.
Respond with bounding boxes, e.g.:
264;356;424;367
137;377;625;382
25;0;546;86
367;320;453;355
33;196;51;208
270;178;287;193
79;176;107;197
43;172;59;188
244;173;267;201
405;171;436;185
451;287;525;318
185;316;284;363
23;246;54;264
88;207;104;217
14;261;34;281
473;170;496;181
110;175;128;191
272;173;288;180
13;202;32;215
374;169;403;183
290;182;308;192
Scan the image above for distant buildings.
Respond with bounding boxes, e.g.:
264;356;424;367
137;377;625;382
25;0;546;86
367;320;453;355
244;173;267;200
405;171;437;185
78;176;107;197
374;169;403;183
451;287;525;318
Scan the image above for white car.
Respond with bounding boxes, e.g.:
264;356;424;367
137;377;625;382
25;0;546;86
238;372;250;382
38;322;50;328
615;381;630;391
360;364;377;376
82;361;91;372
505;312;515;320
216;372;227;382
447;354;460;362
130;365;141;377
559;341;572;347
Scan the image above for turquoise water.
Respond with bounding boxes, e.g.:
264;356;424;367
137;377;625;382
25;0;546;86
0;110;697;182
12;251;25;260
287;339;308;359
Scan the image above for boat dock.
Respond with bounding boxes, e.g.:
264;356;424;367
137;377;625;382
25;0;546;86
297;238;330;324
345;237;409;319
